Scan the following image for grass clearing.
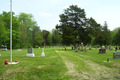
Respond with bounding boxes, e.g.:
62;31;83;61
0;47;120;80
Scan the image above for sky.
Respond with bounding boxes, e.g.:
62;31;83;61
0;0;120;31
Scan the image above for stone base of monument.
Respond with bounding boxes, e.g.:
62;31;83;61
41;52;45;57
113;52;120;59
98;49;106;54
8;62;19;64
26;53;35;57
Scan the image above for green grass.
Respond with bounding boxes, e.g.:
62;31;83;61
0;47;120;80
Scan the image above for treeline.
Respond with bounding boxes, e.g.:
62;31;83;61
0;12;61;49
0;5;120;49
56;5;120;46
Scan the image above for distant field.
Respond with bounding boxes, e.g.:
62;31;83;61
0;47;120;80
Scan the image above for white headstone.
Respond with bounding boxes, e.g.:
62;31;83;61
18;49;22;51
41;48;45;57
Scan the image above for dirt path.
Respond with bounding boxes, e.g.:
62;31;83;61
55;50;89;80
55;50;120;80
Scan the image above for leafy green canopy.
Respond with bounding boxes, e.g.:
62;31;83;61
56;5;102;45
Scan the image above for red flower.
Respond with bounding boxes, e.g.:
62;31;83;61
4;60;8;64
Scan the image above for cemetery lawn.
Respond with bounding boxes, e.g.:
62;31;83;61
0;47;120;80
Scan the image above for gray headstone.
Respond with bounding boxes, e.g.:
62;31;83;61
98;49;106;54
75;48;78;52
28;48;33;53
95;47;97;50
81;42;84;51
113;52;120;59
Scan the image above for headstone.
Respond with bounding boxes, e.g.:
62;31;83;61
98;48;106;54
0;54;1;56
75;44;78;52
1;45;7;51
119;47;120;50
41;48;45;57
85;47;87;52
39;47;40;49
65;45;66;50
98;46;106;54
89;47;91;50
95;47;97;50
81;42;84;51
113;52;120;59
18;49;22;51
72;46;73;50
110;46;113;51
26;48;35;57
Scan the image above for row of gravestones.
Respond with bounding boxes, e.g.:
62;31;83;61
0;45;7;51
26;48;45;57
26;46;120;59
63;45;120;59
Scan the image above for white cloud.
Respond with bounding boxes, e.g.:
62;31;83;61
39;12;52;17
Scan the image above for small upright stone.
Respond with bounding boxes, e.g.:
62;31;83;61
75;44;78;52
81;42;84;51
95;47;97;50
85;46;87;52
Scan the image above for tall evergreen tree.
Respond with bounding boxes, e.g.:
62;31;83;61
56;5;87;45
113;29;120;45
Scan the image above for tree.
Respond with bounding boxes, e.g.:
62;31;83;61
18;13;38;47
19;24;27;48
94;21;111;46
0;14;8;45
102;21;112;45
56;5;87;46
1;11;21;49
47;33;52;46
32;26;43;47
52;29;62;45
113;29;120;45
42;30;50;46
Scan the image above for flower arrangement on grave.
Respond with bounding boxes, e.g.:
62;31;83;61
4;60;8;65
